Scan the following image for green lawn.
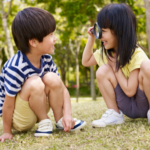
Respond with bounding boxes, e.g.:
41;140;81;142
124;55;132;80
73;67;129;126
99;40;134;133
0;98;150;150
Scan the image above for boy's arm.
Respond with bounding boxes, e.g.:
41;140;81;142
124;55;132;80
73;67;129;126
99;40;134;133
0;94;15;142
62;85;75;132
82;28;97;67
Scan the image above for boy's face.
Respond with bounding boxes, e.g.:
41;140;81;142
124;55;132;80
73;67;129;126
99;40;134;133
35;32;57;55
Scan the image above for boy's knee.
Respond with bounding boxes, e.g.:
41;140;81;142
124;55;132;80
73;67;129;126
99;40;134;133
26;76;45;93
96;65;112;81
43;72;62;89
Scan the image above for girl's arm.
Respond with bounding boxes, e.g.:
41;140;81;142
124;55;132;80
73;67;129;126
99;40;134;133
115;68;139;97
108;56;139;97
82;27;97;67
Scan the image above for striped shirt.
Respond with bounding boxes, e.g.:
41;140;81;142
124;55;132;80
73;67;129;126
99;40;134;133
0;50;59;116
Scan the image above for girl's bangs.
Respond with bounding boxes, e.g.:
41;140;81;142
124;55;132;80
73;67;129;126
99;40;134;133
97;10;112;29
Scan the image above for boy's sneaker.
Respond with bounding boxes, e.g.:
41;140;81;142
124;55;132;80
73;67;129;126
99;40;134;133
147;109;150;124
56;118;86;131
92;109;124;128
34;119;53;137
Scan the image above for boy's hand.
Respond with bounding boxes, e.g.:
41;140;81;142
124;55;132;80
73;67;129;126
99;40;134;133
0;133;13;142
62;115;75;132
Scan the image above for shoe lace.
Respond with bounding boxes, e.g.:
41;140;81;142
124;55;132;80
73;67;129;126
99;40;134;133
38;120;52;130
59;118;77;123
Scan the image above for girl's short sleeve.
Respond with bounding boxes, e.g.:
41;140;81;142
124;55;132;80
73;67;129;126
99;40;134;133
93;49;107;66
128;48;148;72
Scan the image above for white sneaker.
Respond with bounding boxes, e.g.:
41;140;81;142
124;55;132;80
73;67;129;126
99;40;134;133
56;118;86;131
147;109;150;124
92;109;124;127
34;119;53;137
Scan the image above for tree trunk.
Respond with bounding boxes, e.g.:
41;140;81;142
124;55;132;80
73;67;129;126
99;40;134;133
144;0;150;55
1;0;14;58
90;66;96;100
69;38;81;103
76;55;79;103
2;17;14;58
89;19;96;100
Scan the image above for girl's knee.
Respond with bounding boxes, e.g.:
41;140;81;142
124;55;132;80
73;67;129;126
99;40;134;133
96;65;113;81
140;60;150;77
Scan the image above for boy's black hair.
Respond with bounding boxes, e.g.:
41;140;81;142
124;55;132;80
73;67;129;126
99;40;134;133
12;7;56;54
97;3;137;70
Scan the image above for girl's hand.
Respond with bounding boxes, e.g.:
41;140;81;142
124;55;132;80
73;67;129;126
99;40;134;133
0;133;13;142
88;27;95;39
107;55;116;72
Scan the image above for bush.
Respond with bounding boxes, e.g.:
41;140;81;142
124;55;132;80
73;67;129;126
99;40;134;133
67;86;101;97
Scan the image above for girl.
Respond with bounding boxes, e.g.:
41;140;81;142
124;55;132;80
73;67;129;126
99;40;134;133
82;3;150;127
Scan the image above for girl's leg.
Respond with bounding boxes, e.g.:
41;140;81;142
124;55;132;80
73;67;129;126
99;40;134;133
139;60;150;107
42;72;64;122
92;65;124;127
96;65;119;113
139;60;150;123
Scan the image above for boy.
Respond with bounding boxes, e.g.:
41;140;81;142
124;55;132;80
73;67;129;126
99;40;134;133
0;7;86;142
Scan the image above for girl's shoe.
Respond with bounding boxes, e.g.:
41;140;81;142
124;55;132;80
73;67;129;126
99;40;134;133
92;109;124;127
55;118;86;131
147;109;150;124
34;119;53;137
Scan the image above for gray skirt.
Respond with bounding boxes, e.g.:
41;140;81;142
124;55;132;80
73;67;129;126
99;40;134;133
115;84;149;119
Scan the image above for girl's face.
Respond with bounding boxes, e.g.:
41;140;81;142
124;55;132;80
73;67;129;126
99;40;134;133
100;28;117;51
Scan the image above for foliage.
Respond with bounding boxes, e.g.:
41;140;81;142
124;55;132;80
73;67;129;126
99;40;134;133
0;0;149;96
1;48;8;67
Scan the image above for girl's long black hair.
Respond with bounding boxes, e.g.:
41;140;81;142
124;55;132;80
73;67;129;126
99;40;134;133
97;3;137;70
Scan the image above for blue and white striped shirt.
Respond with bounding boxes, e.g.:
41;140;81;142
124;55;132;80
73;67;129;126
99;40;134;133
0;50;59;116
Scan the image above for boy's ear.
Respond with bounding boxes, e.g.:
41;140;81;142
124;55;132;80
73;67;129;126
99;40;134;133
29;39;37;47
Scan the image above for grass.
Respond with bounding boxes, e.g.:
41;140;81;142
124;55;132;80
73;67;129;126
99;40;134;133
0;98;150;150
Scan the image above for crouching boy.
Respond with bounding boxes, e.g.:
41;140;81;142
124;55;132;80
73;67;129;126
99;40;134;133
0;7;86;142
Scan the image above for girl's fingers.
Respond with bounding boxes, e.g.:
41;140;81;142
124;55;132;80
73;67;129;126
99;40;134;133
88;27;94;33
88;27;95;36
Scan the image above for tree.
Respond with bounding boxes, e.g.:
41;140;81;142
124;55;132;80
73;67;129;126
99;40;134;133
69;36;81;102
1;0;14;58
144;0;150;55
59;0;105;101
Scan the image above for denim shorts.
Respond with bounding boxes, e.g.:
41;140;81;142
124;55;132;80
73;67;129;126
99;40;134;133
115;84;149;119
